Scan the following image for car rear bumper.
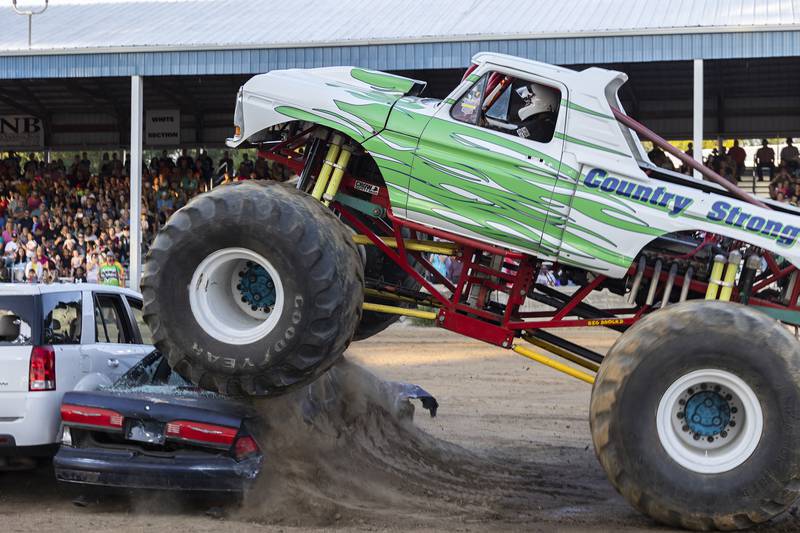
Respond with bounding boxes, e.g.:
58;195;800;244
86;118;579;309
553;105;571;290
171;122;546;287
53;446;262;492
0;390;62;451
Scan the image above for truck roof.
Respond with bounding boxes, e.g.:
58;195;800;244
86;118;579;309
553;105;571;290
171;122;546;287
471;51;627;88
0;283;141;298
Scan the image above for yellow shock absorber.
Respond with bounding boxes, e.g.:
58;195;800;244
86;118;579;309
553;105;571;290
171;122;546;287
311;134;342;201
323;145;353;206
718;251;742;302
705;254;727;300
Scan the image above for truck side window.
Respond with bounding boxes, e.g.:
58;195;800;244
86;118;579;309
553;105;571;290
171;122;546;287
126;297;154;345
94;294;133;344
452;71;561;144
42;292;82;345
450;73;488;125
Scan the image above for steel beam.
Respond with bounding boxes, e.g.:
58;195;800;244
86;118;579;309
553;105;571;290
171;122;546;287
129;75;143;291
693;59;704;179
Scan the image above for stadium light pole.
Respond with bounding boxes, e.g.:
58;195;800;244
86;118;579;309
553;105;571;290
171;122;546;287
130;75;143;291
692;59;703;180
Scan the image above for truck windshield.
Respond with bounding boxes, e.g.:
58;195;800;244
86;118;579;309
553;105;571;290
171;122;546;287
0;296;39;346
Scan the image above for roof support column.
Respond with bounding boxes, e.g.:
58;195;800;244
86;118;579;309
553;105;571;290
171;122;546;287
693;59;704;179
129;75;143;291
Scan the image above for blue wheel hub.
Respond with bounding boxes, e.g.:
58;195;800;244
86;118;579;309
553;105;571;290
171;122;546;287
683;390;731;437
237;261;276;312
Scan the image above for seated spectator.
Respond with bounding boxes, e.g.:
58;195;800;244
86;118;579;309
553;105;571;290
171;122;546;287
781;138;799;167
728;140;746;181
755;139;775;181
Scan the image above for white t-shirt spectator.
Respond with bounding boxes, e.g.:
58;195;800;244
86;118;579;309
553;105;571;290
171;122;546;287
4;240;18;254
25;259;42;280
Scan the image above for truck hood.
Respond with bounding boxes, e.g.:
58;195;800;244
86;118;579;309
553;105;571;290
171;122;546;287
232;67;426;145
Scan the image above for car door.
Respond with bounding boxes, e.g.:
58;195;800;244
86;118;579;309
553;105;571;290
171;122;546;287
122;296;155;350
81;292;148;382
409;66;568;258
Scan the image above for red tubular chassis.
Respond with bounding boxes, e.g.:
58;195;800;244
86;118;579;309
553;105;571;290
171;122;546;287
257;120;800;385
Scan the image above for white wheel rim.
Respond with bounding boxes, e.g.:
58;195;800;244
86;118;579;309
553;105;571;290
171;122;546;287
656;368;763;474
188;247;284;345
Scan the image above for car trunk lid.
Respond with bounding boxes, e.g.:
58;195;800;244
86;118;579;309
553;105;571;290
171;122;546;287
62;389;250;451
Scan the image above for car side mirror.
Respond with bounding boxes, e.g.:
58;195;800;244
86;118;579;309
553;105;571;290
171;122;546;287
0;314;21;342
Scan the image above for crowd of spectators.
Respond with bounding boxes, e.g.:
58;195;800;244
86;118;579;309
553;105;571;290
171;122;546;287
647;138;800;206
0;148;279;284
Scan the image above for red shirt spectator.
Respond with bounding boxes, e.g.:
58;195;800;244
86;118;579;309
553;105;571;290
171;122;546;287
728;141;746;166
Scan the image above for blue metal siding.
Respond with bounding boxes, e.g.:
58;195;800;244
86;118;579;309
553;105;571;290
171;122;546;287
1;31;799;79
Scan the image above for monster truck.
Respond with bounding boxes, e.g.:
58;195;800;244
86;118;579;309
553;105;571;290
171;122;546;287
142;52;800;530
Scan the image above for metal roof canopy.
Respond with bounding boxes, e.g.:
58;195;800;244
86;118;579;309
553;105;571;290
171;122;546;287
1;55;799;148
0;0;800;79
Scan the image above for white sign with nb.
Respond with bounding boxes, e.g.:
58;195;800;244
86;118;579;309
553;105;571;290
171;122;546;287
145;109;180;145
0;115;44;148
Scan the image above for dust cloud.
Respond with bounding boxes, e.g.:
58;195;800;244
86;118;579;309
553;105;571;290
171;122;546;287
238;358;597;528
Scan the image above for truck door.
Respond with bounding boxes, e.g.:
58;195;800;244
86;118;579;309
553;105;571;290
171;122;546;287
408;67;568;258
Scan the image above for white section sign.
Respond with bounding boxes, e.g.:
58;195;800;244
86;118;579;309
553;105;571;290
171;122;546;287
145;109;180;145
0;115;44;148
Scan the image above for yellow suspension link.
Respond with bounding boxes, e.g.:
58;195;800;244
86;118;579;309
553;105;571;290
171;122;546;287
521;334;600;372
362;302;437;320
351;235;459;255
512;344;596;384
363;288;438;307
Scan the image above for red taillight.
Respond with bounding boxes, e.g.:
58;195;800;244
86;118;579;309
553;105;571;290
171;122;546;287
233;435;260;460
165;420;237;447
29;345;55;391
60;404;124;430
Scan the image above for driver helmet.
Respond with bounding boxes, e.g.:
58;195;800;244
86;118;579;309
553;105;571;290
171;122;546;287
517;83;558;121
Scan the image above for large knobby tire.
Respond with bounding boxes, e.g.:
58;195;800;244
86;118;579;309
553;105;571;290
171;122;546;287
141;181;363;397
590;300;800;530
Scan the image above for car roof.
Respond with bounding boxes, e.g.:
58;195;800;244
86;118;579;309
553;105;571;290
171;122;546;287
0;283;142;299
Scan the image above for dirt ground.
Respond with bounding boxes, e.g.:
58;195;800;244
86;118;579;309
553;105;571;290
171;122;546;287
2;324;800;532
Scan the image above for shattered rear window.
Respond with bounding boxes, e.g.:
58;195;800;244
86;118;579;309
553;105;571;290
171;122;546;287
0;296;38;346
112;351;224;399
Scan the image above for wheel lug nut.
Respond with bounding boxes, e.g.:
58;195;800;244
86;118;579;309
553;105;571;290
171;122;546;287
700;383;707;390
731;407;737;414
707;436;714;443
693;434;701;441
729;421;736;427
688;388;694;395
682;425;689;432
720;431;728;438
677;412;684;419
